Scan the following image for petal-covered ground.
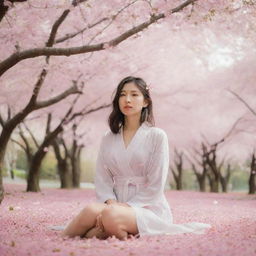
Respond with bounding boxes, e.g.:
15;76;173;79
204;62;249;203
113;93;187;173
0;183;255;256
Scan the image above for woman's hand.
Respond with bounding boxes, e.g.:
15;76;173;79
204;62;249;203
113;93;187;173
105;199;118;205
105;199;130;207
95;214;104;232
116;202;130;207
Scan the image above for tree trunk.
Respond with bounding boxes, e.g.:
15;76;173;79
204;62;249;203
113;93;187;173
71;142;82;188
205;164;219;192
220;177;228;192
0;150;5;204
0;123;21;203
196;174;206;192
171;149;183;190
27;125;63;192
71;154;81;188
52;139;72;189
220;165;231;193
26;171;40;192
249;153;256;194
212;180;219;192
26;149;47;192
172;170;182;190
207;165;219;192
207;172;219;192
249;172;255;194
176;175;182;190
59;161;72;188
192;164;207;192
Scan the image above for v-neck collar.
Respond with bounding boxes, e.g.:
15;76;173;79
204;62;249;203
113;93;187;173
120;122;145;150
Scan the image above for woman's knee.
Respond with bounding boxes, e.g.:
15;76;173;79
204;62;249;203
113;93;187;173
101;205;119;219
81;202;105;218
101;206;123;231
100;206;133;239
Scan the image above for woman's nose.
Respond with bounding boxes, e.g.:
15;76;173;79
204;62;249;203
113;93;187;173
125;95;131;102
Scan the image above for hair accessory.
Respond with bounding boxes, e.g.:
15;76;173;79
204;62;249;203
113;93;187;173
145;85;152;91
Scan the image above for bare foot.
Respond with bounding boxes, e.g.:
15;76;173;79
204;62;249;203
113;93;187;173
84;227;109;240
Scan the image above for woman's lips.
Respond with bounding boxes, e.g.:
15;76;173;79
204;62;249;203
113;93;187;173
124;106;132;109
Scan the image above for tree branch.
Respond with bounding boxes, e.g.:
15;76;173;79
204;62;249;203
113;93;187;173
55;17;108;44
214;117;243;146
0;113;5;127
69;103;111;122
11;138;26;151
184;148;202;167
71;0;89;7
0;0;27;23
46;10;70;47
23;122;39;148
7;105;11;121
0;0;197;77
61;137;70;159
27;69;48;107
18;125;33;158
45;113;52;135
228;89;256;116
35;84;82;109
87;0;141;46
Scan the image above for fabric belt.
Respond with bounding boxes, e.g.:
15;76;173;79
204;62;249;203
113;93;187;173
113;176;147;202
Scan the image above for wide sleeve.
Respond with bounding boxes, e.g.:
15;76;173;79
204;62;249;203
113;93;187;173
94;134;117;203
126;129;169;208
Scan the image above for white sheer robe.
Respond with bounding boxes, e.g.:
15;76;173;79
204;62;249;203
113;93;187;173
94;122;211;236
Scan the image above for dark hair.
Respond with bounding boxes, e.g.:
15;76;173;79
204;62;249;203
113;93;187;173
108;76;155;134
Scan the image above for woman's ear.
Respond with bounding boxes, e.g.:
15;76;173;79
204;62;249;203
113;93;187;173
143;99;149;108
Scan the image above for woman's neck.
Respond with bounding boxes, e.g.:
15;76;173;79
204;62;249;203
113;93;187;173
124;115;141;131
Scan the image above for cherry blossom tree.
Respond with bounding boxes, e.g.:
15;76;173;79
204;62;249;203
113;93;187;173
11;123;38;174
0;0;199;203
52;135;72;188
169;148;184;190
186;147;208;192
228;90;256;194
1;0;256;203
219;163;232;192
248;151;256;194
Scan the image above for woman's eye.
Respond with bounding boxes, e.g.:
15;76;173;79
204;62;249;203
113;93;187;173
132;94;138;96
120;93;125;96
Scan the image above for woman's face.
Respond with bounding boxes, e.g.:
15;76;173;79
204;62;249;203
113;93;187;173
118;82;148;117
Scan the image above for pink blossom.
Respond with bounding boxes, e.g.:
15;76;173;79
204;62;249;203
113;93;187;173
163;9;172;18
1;183;255;256
103;43;113;50
3;0;12;8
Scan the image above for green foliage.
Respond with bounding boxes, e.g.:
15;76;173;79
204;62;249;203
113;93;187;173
230;169;249;191
80;158;95;183
39;152;57;180
2;167;8;177
182;170;197;190
15;149;57;180
16;149;28;171
13;169;26;179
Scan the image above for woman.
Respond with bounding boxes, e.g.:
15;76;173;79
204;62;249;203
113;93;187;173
63;76;211;240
